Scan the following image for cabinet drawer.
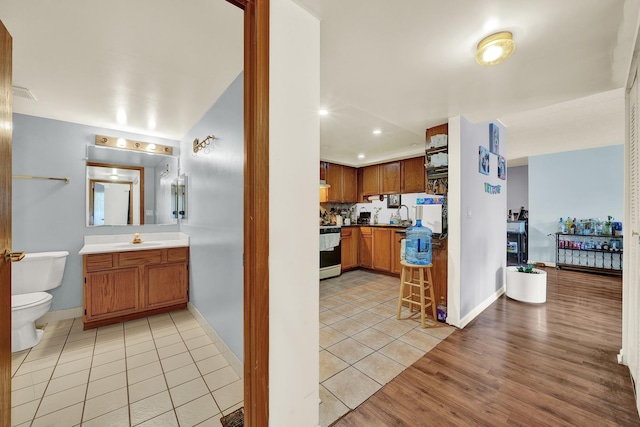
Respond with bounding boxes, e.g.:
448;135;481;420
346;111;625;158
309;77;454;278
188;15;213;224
85;254;114;272
118;250;162;267
167;247;188;262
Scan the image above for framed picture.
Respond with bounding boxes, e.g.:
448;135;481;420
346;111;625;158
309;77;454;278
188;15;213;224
387;194;401;208
479;146;490;175
489;123;499;155
498;155;506;180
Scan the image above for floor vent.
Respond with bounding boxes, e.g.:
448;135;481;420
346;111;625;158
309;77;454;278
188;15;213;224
220;407;244;427
12;86;37;101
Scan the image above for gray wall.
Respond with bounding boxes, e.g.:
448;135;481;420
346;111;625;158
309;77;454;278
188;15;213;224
528;145;624;264
179;73;244;359
459;118;507;319
507;165;528;215
12;114;179;310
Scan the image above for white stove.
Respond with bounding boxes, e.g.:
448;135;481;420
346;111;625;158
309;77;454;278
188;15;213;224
320;225;341;279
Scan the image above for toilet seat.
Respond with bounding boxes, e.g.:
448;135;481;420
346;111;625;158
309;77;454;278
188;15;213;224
12;292;52;311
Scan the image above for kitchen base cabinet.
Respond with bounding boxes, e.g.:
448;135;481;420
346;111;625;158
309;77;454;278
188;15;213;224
83;247;189;330
359;227;373;268
391;233;403;275
431;239;448;306
341;227;360;271
372;228;392;272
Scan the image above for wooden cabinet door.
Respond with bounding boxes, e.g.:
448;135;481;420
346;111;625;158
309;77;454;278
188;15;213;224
391;232;403;275
359;227;373;268
144;263;188;309
85;268;139;320
325;163;343;202
402;157;426;193
320;161;327;181
341;229;353;271
362;165;379;196
372;228;392;272
379;161;401;194
342;166;357;202
431;239;448;305
357;168;369;203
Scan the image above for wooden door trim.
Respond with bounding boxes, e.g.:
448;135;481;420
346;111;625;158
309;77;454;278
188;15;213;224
225;0;269;426
0;19;11;427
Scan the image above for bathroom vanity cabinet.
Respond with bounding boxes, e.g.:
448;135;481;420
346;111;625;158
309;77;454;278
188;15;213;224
82;247;189;329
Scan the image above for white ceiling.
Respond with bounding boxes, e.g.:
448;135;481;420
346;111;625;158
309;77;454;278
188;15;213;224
1;0;639;167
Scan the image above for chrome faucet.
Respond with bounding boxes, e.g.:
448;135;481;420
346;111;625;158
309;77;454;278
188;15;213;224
398;204;411;225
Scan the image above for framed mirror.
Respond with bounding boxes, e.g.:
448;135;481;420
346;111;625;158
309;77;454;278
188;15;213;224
86;145;179;226
171;174;187;221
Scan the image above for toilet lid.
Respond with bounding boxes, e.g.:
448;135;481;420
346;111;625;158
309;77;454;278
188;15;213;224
12;292;52;310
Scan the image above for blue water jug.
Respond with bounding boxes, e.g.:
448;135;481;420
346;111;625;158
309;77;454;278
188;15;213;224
405;219;432;265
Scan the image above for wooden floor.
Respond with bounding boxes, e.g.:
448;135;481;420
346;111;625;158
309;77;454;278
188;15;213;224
335;268;640;426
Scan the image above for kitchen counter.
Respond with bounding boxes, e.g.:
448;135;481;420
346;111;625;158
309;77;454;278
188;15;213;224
341;223;410;228
79;232;189;255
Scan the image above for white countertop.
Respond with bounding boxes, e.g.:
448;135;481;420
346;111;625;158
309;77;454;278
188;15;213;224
79;232;189;255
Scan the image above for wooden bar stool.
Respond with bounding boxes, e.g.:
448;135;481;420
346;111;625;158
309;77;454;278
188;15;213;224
397;260;436;328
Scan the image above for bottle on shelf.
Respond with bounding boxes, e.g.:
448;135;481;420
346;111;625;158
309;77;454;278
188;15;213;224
565;217;573;234
571;218;577;235
558;218;566;234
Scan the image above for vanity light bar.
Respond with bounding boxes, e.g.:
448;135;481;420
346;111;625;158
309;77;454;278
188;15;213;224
95;135;174;156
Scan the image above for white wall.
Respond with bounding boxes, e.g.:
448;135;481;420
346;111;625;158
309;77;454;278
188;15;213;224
180;73;244;359
528;145;624;264
270;0;320;424
448;116;507;327
507;165;528;215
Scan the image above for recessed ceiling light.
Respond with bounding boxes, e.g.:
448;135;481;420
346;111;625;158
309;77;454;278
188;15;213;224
319;109;328;116
116;108;127;124
475;31;515;66
373;129;382;135
358;153;365;159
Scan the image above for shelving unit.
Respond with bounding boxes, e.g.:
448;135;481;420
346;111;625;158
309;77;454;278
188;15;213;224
425;123;448;195
507;220;527;266
555;233;623;276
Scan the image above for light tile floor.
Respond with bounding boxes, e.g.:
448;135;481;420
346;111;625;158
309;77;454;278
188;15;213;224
319;270;456;427
11;310;243;427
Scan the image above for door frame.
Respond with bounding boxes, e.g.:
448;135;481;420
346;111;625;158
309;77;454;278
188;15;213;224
0;18;12;427
225;0;270;426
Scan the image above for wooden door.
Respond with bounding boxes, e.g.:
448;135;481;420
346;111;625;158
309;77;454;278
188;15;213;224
372;228;391;272
391;232;403;275
402;157;426;193
362;165;379;196
0;20;12;426
359;227;373;268
325;163;343;202
379;162;401;194
342;166;357;202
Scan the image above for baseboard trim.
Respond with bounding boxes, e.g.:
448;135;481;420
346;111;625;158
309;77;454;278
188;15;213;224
457;286;505;329
37;307;83;325
188;302;243;379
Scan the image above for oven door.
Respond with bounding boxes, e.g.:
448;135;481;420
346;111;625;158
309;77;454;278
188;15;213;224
320;244;341;268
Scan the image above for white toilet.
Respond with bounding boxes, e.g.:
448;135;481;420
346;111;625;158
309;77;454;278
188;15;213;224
11;251;69;352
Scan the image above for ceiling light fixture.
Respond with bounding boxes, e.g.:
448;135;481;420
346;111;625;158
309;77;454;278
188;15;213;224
373;129;382;135
358;154;365;159
110;174;119;180
475;31;515;66
319;109;328;116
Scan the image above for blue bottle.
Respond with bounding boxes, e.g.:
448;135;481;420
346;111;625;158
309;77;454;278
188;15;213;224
405;219;432;265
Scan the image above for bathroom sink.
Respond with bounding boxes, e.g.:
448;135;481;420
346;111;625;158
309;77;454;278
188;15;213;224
113;241;164;249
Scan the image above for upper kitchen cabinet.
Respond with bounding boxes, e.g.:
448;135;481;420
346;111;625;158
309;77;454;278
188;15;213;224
401;156;426;193
322;162;358;203
379;161;401;194
357;168;369;203
362;164;380;196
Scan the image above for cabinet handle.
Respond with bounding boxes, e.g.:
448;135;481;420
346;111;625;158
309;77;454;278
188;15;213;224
633;231;639;236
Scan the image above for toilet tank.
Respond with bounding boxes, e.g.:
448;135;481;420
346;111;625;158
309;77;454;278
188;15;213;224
11;251;69;295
